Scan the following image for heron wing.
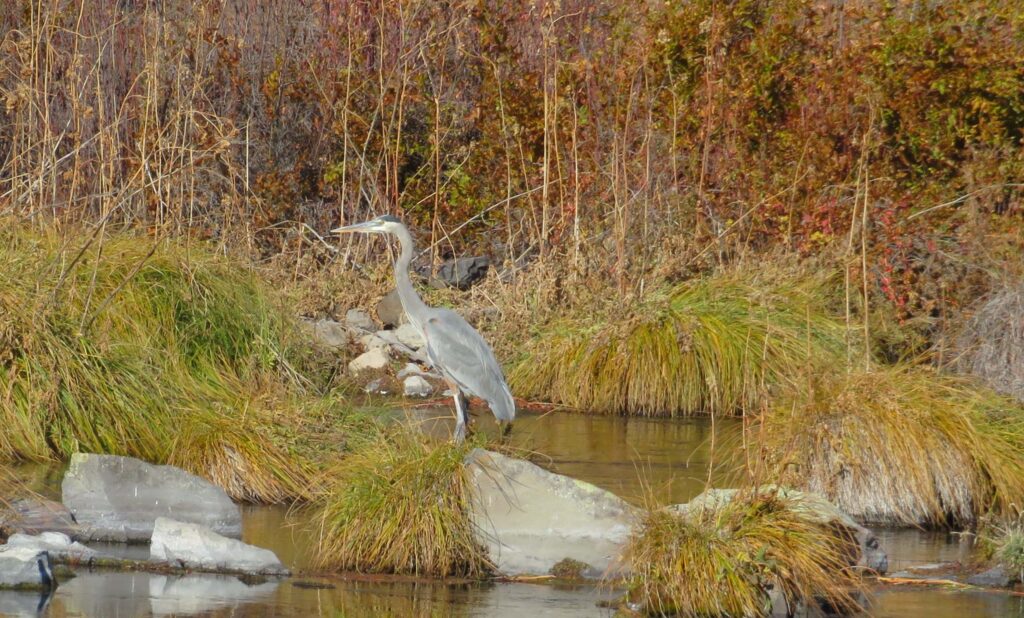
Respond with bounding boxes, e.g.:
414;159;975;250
423;309;515;421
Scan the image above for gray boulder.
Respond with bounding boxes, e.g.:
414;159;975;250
150;518;287;576
62;453;241;543
5;532;96;563
0;497;79;538
403;376;433;397
675;487;888;574
375;289;406;328
0;546;54;590
465;449;638;578
345;308;376;332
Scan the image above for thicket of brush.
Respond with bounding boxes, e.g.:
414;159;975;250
510;269;849;416
755;365;1024;526
0;225;349;502
622;491;862;617
311;424;491;577
1;1;1020;318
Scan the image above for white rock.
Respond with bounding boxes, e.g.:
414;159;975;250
403;376;433;397
61;453;241;542
358;334;390;351
0;546;54;590
345;308;375;332
5;531;97;563
465;449;638;578
150;518;287;576
348;348;389;375
394;323;425;349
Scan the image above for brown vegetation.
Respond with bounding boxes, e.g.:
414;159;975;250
0;0;1020;334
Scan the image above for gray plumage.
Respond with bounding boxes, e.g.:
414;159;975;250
333;216;515;441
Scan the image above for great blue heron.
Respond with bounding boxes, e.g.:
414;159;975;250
333;215;515;442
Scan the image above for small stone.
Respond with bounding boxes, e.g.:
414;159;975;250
397;363;424;379
967;565;1013;587
344;309;375;332
348;348;389;374
305;318;351;349
0;546;54;590
150;518;287;576
358;334;390;351
394;323;425;349
403;376;433;397
375;289;406;328
374;330;401;347
5;532;96;563
364;379;391;395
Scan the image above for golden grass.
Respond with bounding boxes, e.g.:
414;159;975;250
756;365;1024;526
510;270;849;416
311;424;491;577
0;225;349;501
622;490;862;617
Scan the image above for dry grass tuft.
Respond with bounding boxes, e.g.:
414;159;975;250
955;283;1024;403
622;490;862;617
311;423;491;577
756;365;1024;526
510;270;849;416
0;225;346;501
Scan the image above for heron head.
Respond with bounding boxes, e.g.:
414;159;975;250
331;214;402;236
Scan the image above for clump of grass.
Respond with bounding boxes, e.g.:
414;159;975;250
622;490;862;617
311;423;491;577
0;226;340;501
758;365;1024;525
995;528;1024;582
510;270;849;416
955;283;1024;403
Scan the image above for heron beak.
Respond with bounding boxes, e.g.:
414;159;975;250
331;221;377;235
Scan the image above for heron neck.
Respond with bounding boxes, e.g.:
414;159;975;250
393;226;430;329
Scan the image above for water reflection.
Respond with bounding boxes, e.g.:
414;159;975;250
866;587;1024;618
401;406;742;505
3;411;1022;617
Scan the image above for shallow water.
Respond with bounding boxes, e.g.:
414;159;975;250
4;410;1022;617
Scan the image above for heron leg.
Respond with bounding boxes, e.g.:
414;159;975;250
499;420;514;439
447;380;469;443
